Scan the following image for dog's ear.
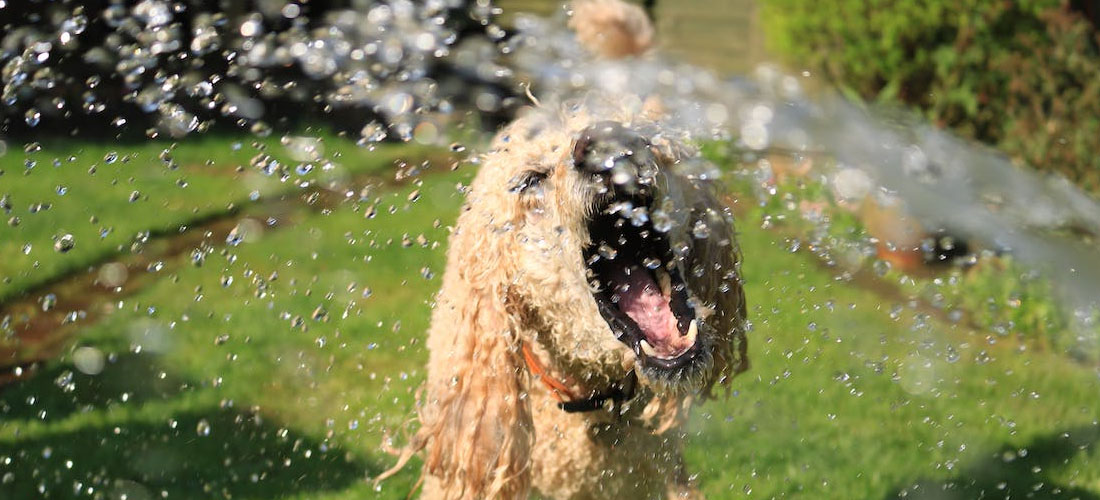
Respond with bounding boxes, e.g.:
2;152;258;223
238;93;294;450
411;218;534;499
685;196;750;398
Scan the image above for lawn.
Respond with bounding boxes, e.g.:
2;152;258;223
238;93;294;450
0;130;437;303
0;138;1097;499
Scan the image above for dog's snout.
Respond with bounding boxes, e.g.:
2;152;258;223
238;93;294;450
572;121;657;197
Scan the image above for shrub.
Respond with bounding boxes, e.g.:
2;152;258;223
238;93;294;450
761;0;1100;191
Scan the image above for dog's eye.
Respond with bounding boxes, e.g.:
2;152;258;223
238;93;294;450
509;170;548;194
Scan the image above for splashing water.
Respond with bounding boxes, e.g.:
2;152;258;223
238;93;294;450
503;11;1100;351
2;2;1100;498
0;0;502;139
0;0;1094;384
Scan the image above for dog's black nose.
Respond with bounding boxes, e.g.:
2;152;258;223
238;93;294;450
572;121;651;172
572;121;657;196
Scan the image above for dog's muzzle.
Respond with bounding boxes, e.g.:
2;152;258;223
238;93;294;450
572;121;660;202
574;121;715;386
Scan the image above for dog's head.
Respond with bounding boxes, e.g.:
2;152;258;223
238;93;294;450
463;105;748;395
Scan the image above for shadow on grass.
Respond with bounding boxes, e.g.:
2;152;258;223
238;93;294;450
1;354;183;422
0;354;373;499
888;425;1100;500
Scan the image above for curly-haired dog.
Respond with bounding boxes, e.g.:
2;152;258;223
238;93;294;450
380;3;749;499
399;101;750;499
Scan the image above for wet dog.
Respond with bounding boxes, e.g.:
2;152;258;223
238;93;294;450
382;2;749;498
392;101;749;499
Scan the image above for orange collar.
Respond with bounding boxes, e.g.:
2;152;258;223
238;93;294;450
521;342;579;403
520;342;638;414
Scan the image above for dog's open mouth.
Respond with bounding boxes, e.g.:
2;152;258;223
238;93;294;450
580;191;721;391
584;208;704;374
574;121;712;381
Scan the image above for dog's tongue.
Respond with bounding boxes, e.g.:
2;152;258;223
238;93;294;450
609;265;688;357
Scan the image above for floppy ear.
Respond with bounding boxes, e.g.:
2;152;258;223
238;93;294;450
410;210;534;499
686;191;750;398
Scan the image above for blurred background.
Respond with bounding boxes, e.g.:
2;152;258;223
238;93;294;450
1;1;1099;498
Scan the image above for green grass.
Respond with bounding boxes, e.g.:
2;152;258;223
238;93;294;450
0;158;464;499
688;204;1100;498
0;131;437;302
1;143;1097;499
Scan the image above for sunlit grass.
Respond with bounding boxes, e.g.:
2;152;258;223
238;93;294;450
0;131;436;302
1;144;1097;499
0;157;466;499
689;200;1100;498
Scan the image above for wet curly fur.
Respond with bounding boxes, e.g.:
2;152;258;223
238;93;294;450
379;2;748;499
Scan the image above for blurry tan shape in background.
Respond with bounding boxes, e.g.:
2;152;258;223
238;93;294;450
569;0;655;58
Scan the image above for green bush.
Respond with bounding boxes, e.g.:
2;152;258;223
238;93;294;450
762;0;1100;191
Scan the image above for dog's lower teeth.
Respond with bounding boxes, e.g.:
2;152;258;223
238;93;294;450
686;319;698;344
656;269;672;297
639;339;658;357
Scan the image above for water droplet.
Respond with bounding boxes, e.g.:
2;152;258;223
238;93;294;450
196;419;211;436
360;122;387;143
24;109;41;127
692;220;711;239
73;346;106;375
652;210;673;233
54;234;75;253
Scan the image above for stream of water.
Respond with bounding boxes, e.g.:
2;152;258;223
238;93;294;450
506;10;1100;353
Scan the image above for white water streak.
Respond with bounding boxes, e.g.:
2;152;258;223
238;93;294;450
511;13;1100;318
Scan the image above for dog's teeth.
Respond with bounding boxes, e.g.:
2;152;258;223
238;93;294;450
657;269;672;297
639;339;658;357
685;319;698;344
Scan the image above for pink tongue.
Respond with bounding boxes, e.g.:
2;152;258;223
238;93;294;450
609;266;689;357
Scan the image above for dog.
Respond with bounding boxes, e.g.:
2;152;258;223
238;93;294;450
381;102;750;499
380;3;749;499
